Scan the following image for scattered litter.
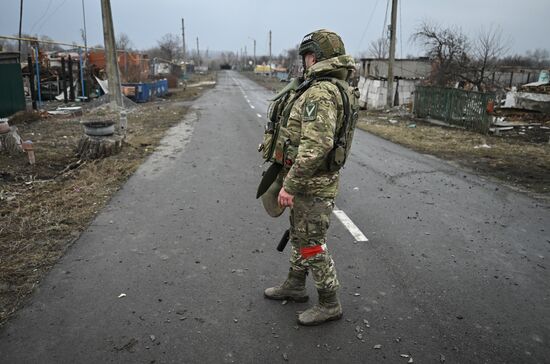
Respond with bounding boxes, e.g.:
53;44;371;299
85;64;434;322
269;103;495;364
233;318;238;323
408;357;414;363
354;293;361;296
473;143;491;149
47;106;82;116
389;119;398;124
373;344;382;349
356;333;363;340
282;353;289;361
401;354;410;358
282;300;288;305
114;338;138;352
118;293;126;298
407;124;416;128
440;353;446;363
149;335;156;342
353;187;359;191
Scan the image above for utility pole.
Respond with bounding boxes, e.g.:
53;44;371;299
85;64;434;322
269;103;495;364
386;0;398;108
81;0;88;71
181;18;186;63
18;0;23;54
100;0;123;110
196;37;200;66
269;30;272;68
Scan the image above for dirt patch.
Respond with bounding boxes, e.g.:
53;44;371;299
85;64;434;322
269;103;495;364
0;73;216;326
357;110;550;197
241;71;287;93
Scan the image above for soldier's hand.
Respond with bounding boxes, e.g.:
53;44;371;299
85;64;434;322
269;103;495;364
278;188;294;208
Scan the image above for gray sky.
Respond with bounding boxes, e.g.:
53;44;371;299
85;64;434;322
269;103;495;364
1;0;548;57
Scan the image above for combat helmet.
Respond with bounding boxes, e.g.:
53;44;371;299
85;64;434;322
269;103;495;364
298;29;346;61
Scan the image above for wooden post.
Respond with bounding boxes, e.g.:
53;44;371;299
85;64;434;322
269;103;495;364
61;57;68;103
68;55;75;101
100;0;123;109
386;0;398;108
27;55;37;110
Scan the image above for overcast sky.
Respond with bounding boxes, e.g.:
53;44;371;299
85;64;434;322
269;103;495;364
1;0;548;58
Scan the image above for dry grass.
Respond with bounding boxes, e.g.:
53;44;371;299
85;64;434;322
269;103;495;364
0;73;216;325
241;71;287;93
358;113;550;196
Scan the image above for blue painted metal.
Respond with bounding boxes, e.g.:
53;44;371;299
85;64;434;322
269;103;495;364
34;47;42;107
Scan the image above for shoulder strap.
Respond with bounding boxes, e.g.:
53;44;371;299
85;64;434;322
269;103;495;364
313;77;352;147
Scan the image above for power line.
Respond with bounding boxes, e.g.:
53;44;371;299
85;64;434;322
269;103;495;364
381;0;391;42
33;0;69;35
356;0;381;53
399;0;403;73
29;0;53;34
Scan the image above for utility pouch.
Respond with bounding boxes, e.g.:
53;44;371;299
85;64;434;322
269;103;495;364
283;142;298;167
326;144;346;172
260;131;274;160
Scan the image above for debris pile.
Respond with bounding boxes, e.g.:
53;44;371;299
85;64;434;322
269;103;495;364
491;73;550;142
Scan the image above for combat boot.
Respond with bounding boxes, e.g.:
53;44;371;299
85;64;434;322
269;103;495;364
264;269;309;302
297;288;342;326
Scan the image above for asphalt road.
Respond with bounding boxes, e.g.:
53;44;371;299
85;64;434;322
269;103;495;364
1;71;548;364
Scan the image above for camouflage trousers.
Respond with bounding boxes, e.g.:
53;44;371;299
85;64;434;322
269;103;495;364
289;195;340;292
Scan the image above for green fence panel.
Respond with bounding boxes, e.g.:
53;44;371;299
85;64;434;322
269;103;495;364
0;63;26;118
414;86;494;134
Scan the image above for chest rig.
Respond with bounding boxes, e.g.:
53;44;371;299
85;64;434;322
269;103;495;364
259;77;359;172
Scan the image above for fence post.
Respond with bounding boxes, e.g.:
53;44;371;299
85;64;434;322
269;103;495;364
34;47;42;108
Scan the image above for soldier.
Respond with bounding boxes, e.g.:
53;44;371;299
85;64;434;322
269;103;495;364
258;29;359;326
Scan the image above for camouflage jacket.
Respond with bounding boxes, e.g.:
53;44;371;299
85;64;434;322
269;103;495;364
280;55;356;198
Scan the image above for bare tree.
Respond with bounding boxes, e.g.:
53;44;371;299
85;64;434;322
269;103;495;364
412;21;469;86
116;32;133;51
526;48;550;67
39;35;63;52
462;25;509;90
368;37;389;59
157;33;181;62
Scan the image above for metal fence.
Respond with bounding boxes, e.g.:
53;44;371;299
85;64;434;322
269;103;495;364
414;86;495;134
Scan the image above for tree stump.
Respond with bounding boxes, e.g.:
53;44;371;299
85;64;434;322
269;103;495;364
0;126;24;155
76;134;124;160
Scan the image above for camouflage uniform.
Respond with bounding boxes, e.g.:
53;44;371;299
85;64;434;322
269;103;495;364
262;29;357;325
279;54;356;293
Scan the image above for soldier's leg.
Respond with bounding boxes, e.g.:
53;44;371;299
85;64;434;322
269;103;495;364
294;196;339;292
294;196;342;325
263;200;309;302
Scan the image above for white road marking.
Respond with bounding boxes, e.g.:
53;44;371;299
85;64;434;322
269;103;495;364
256;113;262;118
250;105;255;109
333;207;369;242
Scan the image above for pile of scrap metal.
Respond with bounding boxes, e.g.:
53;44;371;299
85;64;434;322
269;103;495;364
491;70;550;140
21;49;84;104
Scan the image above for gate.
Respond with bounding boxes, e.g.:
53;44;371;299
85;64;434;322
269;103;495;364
414;86;495;134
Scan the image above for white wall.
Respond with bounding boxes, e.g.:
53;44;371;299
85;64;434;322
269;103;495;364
358;76;420;109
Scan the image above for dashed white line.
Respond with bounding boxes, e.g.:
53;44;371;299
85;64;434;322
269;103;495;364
250;105;255;109
333;207;369;242
256;113;262;118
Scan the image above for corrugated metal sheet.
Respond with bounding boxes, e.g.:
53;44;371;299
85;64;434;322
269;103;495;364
0;53;26;117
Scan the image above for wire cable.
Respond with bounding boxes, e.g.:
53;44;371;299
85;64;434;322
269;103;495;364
29;0;53;34
34;0;69;36
356;0;381;54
